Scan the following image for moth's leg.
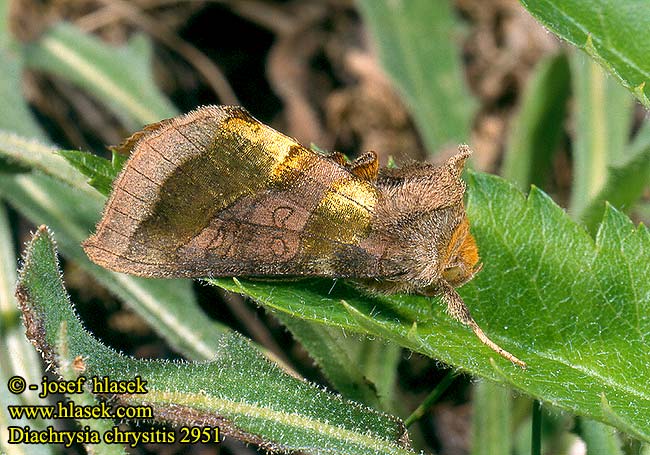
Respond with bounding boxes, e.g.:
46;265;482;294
349;151;379;181
438;281;527;368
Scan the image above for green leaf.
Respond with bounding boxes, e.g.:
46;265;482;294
512;403;573;455
111;148;128;173
472;381;511;455
209;171;650;440
0;0;46;140
15;226;415;455
579;122;650;233
57;149;123;197
272;314;386;409
22;22;177;128
580;418;623;455
502;53;571;190
569;50;635;217
0;51;46;140
357;0;477;154
0;171;226;361
404;371;456;427
276;313;401;412
353;338;401;412
53;320;128;455
519;0;650;108
0;205;55;455
0;131;94;194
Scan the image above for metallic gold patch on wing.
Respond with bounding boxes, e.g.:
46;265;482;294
223;116;301;173
304;177;378;247
270;145;318;184
330;178;378;212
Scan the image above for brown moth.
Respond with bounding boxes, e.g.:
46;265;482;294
83;105;525;368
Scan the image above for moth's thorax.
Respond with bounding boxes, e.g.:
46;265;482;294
357;154;475;294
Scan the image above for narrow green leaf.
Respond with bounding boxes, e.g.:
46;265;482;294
0;205;54;455
15;226;415;455
209;171;650;439
515;408;577;455
272;313;385;409
0;51;46;140
502;53;571;190
0;0;10;48
111;149;127;173
531;401;542;455
0;131;95;194
0;0;46;140
57;149;122;197
54;320;128;455
277;313;400;412
570;50;635;217
404;371;456;427
519;0;650;108
472;381;511;455
0;206;19;319
580;418;623;455
357;0;476;154
353;338;401;412
22;22;177;128
0;172;226;361
580;122;650;233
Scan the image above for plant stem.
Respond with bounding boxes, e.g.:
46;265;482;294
404;371;456;427
531;399;542;455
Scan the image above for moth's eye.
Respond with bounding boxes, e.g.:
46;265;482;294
444;217;479;270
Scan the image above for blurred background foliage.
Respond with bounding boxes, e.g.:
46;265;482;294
1;0;649;454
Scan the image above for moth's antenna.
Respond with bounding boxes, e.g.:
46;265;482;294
439;281;527;368
466;319;527;368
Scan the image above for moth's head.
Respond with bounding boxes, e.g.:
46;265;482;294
375;146;480;291
440;216;481;287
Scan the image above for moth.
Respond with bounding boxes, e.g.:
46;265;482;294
84;105;525;368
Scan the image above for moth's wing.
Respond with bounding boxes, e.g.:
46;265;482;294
177;182;385;278
84;105;384;278
108;118;175;156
